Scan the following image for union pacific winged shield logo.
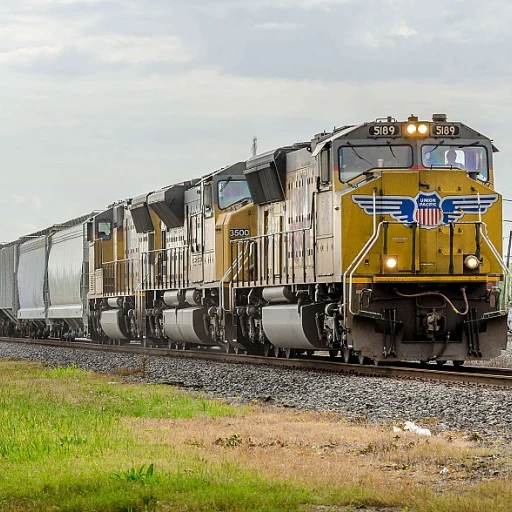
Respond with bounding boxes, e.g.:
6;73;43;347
352;191;498;229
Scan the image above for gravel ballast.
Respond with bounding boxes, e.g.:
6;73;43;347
1;340;512;443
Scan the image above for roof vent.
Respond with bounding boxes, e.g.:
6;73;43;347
432;113;447;122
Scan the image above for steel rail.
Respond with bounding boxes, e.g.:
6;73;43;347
1;337;512;388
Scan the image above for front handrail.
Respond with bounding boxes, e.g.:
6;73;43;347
342;218;510;322
479;221;511;308
343;222;385;318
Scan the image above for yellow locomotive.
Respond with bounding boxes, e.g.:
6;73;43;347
87;113;508;364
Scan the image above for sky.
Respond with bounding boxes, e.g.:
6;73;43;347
1;0;512;248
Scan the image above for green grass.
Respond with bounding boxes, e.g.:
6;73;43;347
1;359;512;512
0;360;314;511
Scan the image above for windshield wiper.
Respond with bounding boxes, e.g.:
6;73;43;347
387;142;399;163
219;176;232;193
428;139;445;154
459;141;481;147
346;142;373;166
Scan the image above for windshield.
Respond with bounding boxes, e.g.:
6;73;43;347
338;145;413;182
421;145;489;182
217;179;251;209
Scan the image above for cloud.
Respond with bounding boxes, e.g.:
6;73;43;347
91;35;192;64
0;3;192;74
1;0;512;242
255;22;302;31
0;45;64;65
11;195;42;212
390;23;418;38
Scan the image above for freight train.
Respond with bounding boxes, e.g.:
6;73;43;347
0;114;508;365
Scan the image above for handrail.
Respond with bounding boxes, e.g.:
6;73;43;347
219;241;254;318
479;222;511;308
102;257;137;265
343;222;385;318
342;217;510;323
342;189;379;319
144;246;188;255
230;226;310;286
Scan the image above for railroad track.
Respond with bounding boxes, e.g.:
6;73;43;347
1;336;512;388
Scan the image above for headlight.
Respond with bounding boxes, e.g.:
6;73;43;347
404;120;430;138
464;254;480;270
418;123;428;134
384;255;398;272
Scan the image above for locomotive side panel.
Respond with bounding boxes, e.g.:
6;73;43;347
315;190;335;279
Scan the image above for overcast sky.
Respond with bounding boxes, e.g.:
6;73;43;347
2;0;512;246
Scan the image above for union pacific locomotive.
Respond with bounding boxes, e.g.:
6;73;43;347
0;114;508;365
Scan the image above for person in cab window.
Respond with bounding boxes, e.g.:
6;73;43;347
446;149;465;169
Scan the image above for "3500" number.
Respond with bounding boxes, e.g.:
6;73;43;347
230;228;250;238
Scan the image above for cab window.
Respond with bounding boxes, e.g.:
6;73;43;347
421;145;489;182
217;180;251;209
97;220;112;240
338;145;413;182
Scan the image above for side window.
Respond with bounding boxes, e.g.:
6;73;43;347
320;146;331;183
204;183;212;210
217;180;252;209
97;220;112;240
86;221;94;242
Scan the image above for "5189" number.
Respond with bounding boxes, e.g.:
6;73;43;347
431;124;460;136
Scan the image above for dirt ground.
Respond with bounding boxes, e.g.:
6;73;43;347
128;405;512;505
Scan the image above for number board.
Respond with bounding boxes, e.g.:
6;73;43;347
368;124;401;137
430;123;460;137
229;228;250;238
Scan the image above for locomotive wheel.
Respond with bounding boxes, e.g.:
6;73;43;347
328;350;339;360
273;345;282;358
453;360;465;367
263;342;272;357
341;346;350;363
356;352;365;365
